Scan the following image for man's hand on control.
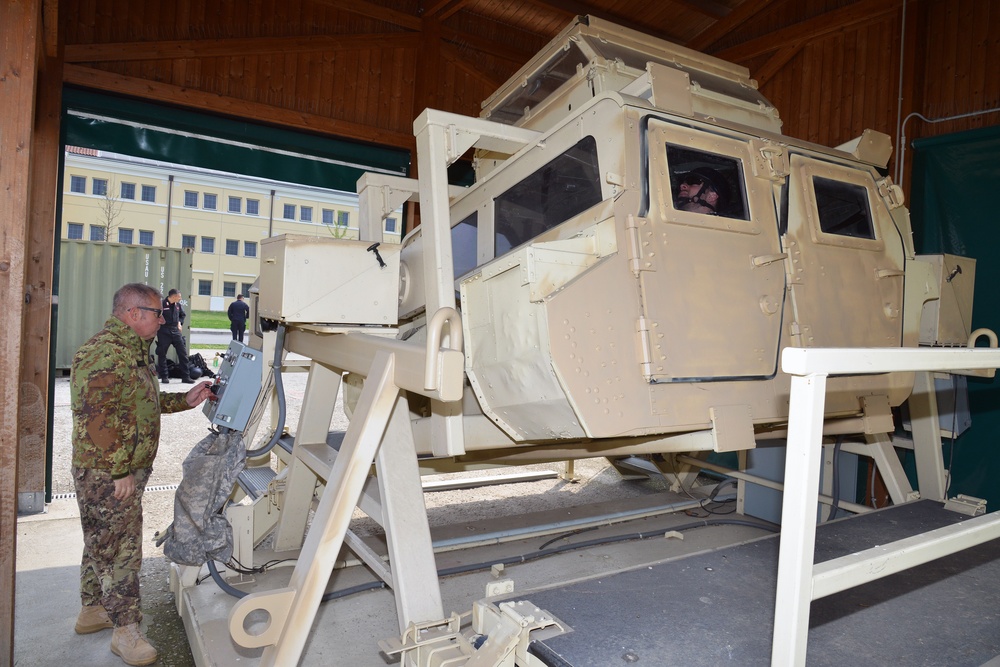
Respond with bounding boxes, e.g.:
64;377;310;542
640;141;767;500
185;380;217;407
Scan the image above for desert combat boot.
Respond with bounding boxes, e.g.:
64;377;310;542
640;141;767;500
111;623;158;666
74;604;113;634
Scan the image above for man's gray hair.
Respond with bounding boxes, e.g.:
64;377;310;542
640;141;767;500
113;283;162;316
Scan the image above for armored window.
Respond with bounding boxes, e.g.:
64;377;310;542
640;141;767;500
184;191;198;207
202;237;215;254
247;199;260;216
181;234;196;249
245;241;257;258
120;183;136;200
322;209;334;225
198;280;212;296
92;179;108;196
228;197;242;213
139;230;154;246
90;226;106;241
665;145;748;221
70;176;86;193
385;217;398;234
118;228;134;244
67;223;84;239
283;204;296;220
223;282;237;298
204;193;218;210
494;136;602;254
813;177;875;240
452;213;478;278
141;185;156;202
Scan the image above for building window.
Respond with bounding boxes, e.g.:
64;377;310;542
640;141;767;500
247;199;260;215
241;282;253;297
283;204;295;220
141;185;156;202
337;211;350;227
93;179;108;196
67;223;84;239
201;237;215;254
322;209;334;225
184;191;198;207
223;282;237;298
385;217;398;234
228;196;242;213
70;176;86;193
198;280;212;296
118;228;134;244
300;206;313;222
226;239;239;255
139;230;154;246
204;193;218;210
181;234;196;249
120;183;136;200
90;226;106;241
245;241;257;258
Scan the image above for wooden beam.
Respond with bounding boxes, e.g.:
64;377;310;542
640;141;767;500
308;0;423;31
754;42;805;87
528;0;679;40
686;0;778;53
42;0;57;58
420;0;472;21
440;42;507;91
62;64;416;151
19;22;63;528
439;25;537;64
0;0;41;662
670;0;731;20
715;0;900;62
65;32;422;63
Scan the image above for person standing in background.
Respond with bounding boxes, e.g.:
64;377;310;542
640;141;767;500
71;282;214;666
155;288;193;384
227;293;250;343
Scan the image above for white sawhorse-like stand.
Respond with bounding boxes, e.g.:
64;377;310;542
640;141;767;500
772;346;1000;665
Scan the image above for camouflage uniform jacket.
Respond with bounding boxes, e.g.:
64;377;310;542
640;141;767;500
71;316;192;479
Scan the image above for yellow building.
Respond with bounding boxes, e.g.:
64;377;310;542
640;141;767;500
62;147;403;310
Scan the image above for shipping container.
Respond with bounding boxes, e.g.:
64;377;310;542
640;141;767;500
56;240;194;369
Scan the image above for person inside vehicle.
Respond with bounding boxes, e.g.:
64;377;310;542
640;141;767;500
674;167;730;216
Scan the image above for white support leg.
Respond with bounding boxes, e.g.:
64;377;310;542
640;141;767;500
376;394;444;631
861;432;917;505
771;372;827;667
274;360;344;550
228;351;400;666
908;370;948;501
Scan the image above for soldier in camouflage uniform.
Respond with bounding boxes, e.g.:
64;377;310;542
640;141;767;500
71;283;214;666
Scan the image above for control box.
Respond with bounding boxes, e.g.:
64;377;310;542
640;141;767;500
203;341;264;432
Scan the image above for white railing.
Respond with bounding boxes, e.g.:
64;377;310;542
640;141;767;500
772;346;1000;665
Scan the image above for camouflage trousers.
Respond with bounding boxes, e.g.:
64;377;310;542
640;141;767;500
73;466;150;627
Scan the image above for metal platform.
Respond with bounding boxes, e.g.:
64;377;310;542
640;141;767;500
514;500;1000;666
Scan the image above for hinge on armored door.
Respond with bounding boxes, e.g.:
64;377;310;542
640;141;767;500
626;214;647;276
790;321;814;348
750;139;789;181
636;317;653;380
876;177;905;210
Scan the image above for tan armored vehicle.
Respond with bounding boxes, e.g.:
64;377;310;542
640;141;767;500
181;16;994;667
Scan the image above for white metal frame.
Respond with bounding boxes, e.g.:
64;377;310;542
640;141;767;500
773;346;1000;666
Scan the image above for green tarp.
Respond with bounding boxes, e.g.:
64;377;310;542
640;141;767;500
910;123;1000;510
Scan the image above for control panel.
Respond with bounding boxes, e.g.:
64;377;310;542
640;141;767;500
203;340;264;432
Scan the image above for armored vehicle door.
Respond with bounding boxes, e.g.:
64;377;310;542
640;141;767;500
781;155;904;348
640;120;785;381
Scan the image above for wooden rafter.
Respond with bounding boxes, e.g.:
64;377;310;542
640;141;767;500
308;0;423;31
62;64;416;151
420;0;472;21
528;0;678;40
439;25;537;64
65;33;422;63
440;42;507;91
686;0;778;53
670;0;732;20
754;42;805;86
716;0;900;62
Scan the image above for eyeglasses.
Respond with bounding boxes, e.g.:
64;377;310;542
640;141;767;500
134;306;163;318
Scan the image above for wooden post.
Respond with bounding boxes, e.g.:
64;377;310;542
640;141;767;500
0;0;42;663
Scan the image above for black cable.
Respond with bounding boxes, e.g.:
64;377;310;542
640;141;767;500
245;324;287;458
